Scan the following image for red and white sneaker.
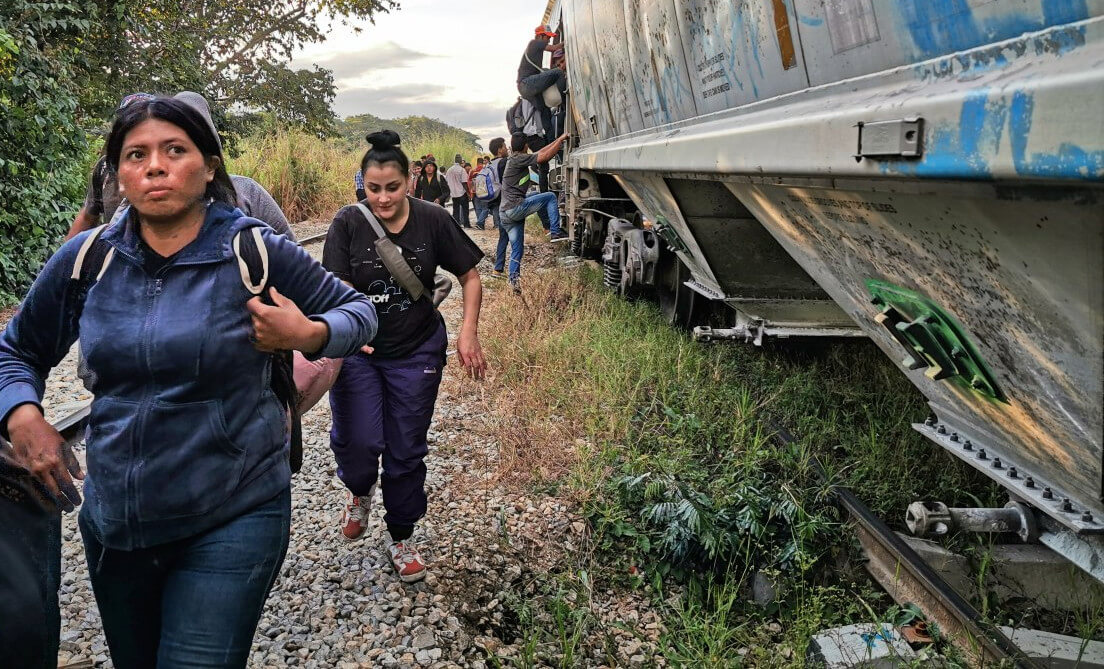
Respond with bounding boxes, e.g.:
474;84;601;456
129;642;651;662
388;541;427;583
339;489;373;541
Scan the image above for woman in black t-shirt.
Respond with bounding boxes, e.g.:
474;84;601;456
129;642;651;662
322;131;486;583
413;160;449;207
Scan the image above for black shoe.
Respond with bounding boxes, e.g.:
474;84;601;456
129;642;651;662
550;231;569;242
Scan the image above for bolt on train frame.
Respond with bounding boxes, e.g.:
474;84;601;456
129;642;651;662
541;0;1104;580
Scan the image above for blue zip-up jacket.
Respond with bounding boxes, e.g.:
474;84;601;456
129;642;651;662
0;202;377;550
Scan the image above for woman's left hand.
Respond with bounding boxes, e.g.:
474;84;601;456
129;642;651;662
456;330;486;380
247;286;328;353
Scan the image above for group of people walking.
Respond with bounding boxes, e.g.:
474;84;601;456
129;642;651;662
0;93;485;667
1;20;573;669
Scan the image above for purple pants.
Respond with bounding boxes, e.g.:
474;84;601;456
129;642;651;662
328;320;447;527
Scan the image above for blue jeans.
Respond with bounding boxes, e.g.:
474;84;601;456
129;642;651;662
79;488;291;668
495;215;525;282
479;200;501;232
503;192;560;235
473;198;488;229
518;69;566;144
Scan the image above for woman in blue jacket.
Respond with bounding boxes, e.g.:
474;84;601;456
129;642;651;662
0;96;377;667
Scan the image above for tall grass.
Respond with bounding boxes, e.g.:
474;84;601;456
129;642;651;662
478;264;1001;665
229;127;485;223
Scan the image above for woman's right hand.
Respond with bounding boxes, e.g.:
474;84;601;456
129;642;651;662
6;404;84;512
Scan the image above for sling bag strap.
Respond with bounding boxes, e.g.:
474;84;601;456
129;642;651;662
354;202;427;302
524;51;547;74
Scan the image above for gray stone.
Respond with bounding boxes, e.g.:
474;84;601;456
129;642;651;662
999;627;1104;667
806;623;916;668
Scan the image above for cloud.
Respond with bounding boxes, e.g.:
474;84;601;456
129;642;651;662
304;42;435;82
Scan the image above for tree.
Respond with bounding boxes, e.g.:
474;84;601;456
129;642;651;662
0;1;91;304
78;0;397;134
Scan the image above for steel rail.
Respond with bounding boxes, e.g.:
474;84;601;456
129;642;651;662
299;231;327;245
771;425;1038;667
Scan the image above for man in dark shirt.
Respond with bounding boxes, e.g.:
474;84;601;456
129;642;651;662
500;132;570;262
517;25;566;146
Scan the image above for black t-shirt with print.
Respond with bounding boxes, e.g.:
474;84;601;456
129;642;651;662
322;197;484;358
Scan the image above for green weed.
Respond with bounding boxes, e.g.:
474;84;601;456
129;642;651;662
477;263;1049;663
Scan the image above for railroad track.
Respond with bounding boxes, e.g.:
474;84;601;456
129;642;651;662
299;230;327;245
771;425;1039;667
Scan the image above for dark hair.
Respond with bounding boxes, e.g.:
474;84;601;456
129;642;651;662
510;133;528;152
422;161;437;175
489;137;506;155
361;130;410;176
413;160;423;168
105;96;236;205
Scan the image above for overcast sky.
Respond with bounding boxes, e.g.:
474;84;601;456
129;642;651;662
293;1;548;149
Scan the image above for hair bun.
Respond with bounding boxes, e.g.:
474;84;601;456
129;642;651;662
366;130;401;150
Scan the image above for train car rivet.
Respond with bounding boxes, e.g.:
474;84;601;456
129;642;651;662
992;458;1003;469
1043;487;1053;499
977;449;987;460
1083;512;1094;523
1008;467;1018;479
963;440;973;451
936;425;947;435
1025;476;1035;488
950;432;960;442
924;416;936;426
1062;499;1074;512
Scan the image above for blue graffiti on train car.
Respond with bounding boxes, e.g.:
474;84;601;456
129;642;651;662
882;90;1103;181
898;0;1090;61
1009;92;1104;180
913;23;1086;83
735;10;760;99
910;91;1007;178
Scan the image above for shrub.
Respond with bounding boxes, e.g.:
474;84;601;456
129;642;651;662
0;2;91;305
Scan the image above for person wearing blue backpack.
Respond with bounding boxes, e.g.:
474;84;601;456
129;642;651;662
472;146;505;232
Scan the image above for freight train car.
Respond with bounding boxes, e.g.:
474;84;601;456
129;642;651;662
538;0;1104;579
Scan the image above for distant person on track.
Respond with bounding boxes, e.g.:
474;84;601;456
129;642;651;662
322;130;487;584
355;166;367;201
501;132;570;253
413;160;449;208
445;153;471;228
67;92;296;243
0;95;376;667
469;157;486;230
408;160;423;196
517;25;566;147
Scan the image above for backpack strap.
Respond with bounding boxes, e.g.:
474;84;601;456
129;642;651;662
71;225;115;283
231;226;269;296
229;223;304;475
67;224;115;331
